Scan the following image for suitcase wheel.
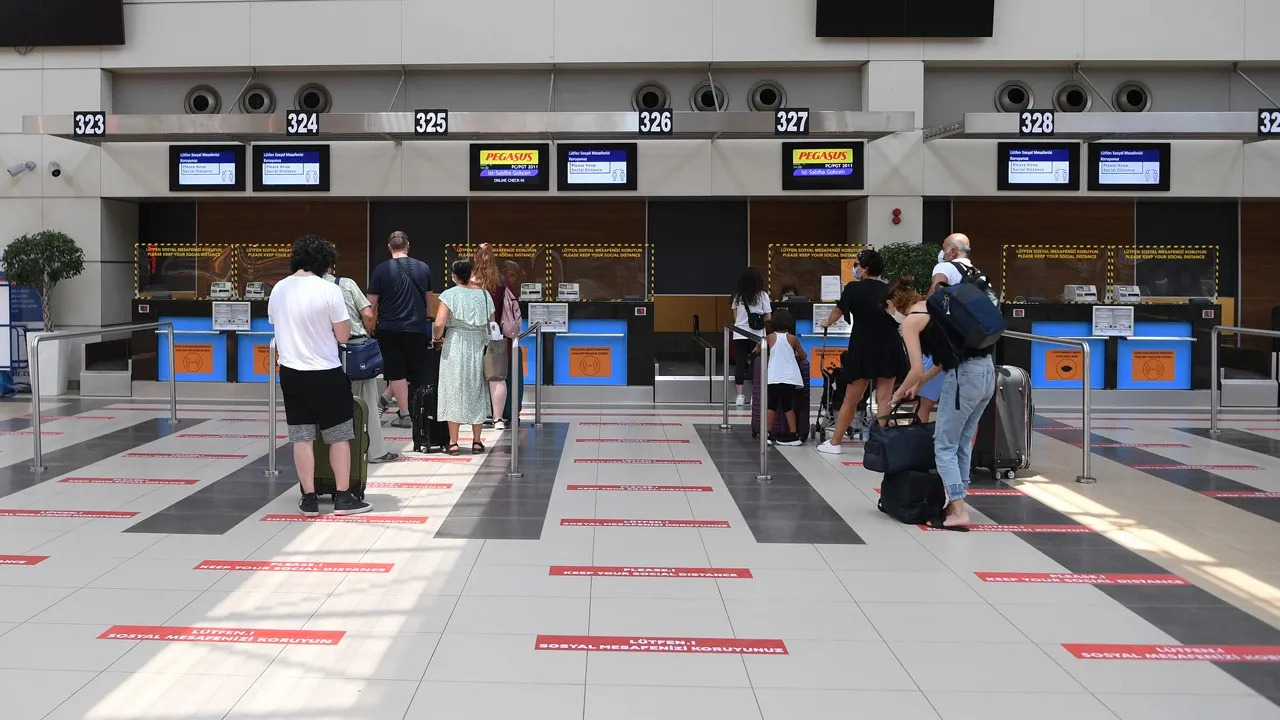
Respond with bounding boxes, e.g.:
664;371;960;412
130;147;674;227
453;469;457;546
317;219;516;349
1001;469;1016;481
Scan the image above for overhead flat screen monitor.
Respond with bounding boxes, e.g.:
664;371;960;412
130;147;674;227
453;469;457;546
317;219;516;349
253;145;330;192
557;143;638;191
470;144;550;191
781;142;866;191
0;0;125;47
168;146;246;192
816;0;994;38
1089;144;1171;192
997;143;1081;192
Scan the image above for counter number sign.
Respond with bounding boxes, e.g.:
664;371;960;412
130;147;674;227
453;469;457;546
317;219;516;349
1259;109;1280;136
286;110;319;136
415;109;449;136
1019;110;1054;136
72;111;106;137
775;108;810;136
638;108;673;135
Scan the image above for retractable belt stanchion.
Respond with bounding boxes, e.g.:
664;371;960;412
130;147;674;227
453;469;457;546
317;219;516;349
265;338;279;477
1002;331;1094;484
720;324;771;481
508;323;543;479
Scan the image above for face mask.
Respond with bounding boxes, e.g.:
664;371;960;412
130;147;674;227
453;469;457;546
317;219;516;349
937;250;946;263
852;266;862;280
890;310;906;324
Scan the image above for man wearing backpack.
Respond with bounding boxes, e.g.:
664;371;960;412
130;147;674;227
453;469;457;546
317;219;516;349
929;233;974;297
367;231;434;429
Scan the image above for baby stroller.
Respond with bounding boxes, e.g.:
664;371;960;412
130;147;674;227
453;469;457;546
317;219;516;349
812;329;877;445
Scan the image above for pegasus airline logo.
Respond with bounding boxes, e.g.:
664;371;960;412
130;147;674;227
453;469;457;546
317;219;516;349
481;150;539;165
793;149;852;164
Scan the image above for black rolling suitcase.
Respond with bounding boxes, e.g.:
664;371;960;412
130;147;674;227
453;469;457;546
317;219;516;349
409;345;449;453
971;365;1033;480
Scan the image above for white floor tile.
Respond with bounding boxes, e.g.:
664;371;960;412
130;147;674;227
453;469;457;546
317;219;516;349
0;623;137;671
44;671;257;720
589;598;733;637
463;563;592;597
425;633;586;684
1039;643;1261;696
993;603;1180;644
755;688;941;720
744;639;917;691
0;668;97;719
861;602;1028;643
88;558;228;592
0;555;126;588
1097;693;1280;720
406;681;585;720
304;592;459;635
585;684;762;720
724;600;879;641
836;569;986;603
586;648;751;688
33;587;201;626
716;567;852;602
264;632;441;681
226;676;419;718
925;691;1119;720
0;585;76;622
446;595;590;635
108;639;284;676
891;641;1086;693
163;590;330;630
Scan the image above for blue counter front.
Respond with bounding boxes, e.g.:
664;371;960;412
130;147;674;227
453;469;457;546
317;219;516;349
1116;322;1193;390
1029;322;1105;390
551;319;628;386
236;318;276;383
156;317;228;382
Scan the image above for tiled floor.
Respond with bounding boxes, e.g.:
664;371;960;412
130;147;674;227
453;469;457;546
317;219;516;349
1;396;1279;718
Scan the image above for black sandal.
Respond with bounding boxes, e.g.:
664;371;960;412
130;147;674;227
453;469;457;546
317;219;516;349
446;443;461;456
472;440;486;453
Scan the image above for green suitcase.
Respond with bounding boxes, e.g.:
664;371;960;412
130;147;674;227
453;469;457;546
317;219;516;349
313;395;370;500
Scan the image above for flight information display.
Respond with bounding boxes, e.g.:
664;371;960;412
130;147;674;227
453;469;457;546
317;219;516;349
1090;144;1170;191
781;142;865;190
253;145;330;192
471;144;549;191
168;145;245;191
996;142;1080;191
557;143;638;191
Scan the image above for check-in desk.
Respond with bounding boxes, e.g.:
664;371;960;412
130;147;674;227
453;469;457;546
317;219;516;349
519;301;654;388
999;303;1222;391
132;300;275;383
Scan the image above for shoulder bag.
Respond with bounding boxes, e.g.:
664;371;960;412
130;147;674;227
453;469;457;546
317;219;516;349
333;275;383;381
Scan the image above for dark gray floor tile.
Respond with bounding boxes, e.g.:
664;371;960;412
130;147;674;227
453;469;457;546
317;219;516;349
748;520;864;544
432;516;547;540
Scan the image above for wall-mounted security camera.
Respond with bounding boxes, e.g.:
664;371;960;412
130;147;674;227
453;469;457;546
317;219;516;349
6;161;36;178
47;161;61;178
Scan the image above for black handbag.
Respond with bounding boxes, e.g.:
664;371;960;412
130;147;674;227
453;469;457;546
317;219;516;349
863;403;936;474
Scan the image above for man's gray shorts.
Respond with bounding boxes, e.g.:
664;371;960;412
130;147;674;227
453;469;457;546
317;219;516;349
288;420;355;444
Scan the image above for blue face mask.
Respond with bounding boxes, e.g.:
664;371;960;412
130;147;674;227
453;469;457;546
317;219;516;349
853;265;862;280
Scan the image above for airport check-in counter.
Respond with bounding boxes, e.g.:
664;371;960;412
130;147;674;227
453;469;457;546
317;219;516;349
998;302;1222;391
132;300;276;383
519;300;655;389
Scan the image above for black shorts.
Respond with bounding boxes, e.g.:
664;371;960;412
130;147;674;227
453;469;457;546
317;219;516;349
378;329;429;383
767;384;799;412
279;366;354;443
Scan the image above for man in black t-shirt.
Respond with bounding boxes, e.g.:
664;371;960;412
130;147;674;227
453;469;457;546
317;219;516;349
367;230;433;428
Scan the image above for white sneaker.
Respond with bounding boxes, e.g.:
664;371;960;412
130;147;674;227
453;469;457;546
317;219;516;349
778;437;803;447
817;441;843;455
735;394;745;407
494;419;507;431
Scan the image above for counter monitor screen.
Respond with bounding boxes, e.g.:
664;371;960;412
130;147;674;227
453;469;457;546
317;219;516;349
781;142;865;191
168;145;245;191
253;145;330;192
997;142;1080;191
1089;144;1171;191
557;143;638;191
471;144;550;191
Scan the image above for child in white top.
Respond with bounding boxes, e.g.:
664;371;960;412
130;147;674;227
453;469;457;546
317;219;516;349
761;308;807;446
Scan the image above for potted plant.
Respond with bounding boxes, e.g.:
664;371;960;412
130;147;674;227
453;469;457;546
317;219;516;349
1;230;86;395
879;241;940;295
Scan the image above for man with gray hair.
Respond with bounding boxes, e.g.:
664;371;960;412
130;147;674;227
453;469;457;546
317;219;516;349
929;232;973;297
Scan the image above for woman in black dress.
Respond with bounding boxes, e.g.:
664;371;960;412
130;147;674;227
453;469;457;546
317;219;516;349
816;248;906;455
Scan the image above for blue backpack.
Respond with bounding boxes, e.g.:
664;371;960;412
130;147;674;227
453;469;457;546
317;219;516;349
926;262;1005;351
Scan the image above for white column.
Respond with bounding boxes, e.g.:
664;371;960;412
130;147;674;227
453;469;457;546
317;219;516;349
857;61;926;248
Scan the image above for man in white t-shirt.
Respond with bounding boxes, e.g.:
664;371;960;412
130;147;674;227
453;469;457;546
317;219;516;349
929;233;973;297
268;236;371;517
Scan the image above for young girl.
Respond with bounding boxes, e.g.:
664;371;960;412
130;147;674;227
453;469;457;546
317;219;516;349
887;276;996;529
761;308;807;447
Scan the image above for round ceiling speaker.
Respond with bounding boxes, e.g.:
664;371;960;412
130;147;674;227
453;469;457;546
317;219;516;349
1113;81;1151;112
994;81;1033;113
747;80;786;111
1053;81;1091;113
689;81;728;112
239;84;276;114
294;83;332;114
184;85;221;115
631;82;671;111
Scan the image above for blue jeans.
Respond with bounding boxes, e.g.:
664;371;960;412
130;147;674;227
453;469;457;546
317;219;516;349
934;356;996;504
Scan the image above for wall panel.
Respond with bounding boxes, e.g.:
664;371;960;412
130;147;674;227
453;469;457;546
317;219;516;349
195;201;369;284
1240;202;1280;336
367;201;467;292
749;199;851;298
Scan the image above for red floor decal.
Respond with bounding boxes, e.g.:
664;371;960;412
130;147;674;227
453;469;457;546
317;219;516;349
566;485;713;492
60;477;200;485
1064;644;1280;662
125;452;247;459
0;509;138;518
221;419;266;423
1073;443;1191;448
574;459;702;465
366;481;454;489
99;625;344;646
195;560;393;573
550;566;751;578
1036;425;1132;431
842;461;864;466
396;455;473;463
535;635;787;654
0;555;48;565
1202;490;1280;499
1245;427;1280;432
179;433;287;439
26;415;115;420
580;422;683;427
260;514;429;525
576;439;692;444
0;430;61;436
977;572;1188;585
560;518;731;528
919;524;1093;533
874;487;1022;496
1133;465;1262;471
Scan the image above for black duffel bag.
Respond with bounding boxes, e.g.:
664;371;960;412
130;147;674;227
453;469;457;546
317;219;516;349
879;470;945;525
863;403;935;474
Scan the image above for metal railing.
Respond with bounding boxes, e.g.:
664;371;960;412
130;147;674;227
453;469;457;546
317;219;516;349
720;324;771;481
1209;326;1280;436
1002;331;1095;484
507;323;544;479
266;338;280;476
29;322;179;471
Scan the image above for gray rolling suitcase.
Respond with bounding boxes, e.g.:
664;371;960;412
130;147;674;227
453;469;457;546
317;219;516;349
971;365;1033;480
